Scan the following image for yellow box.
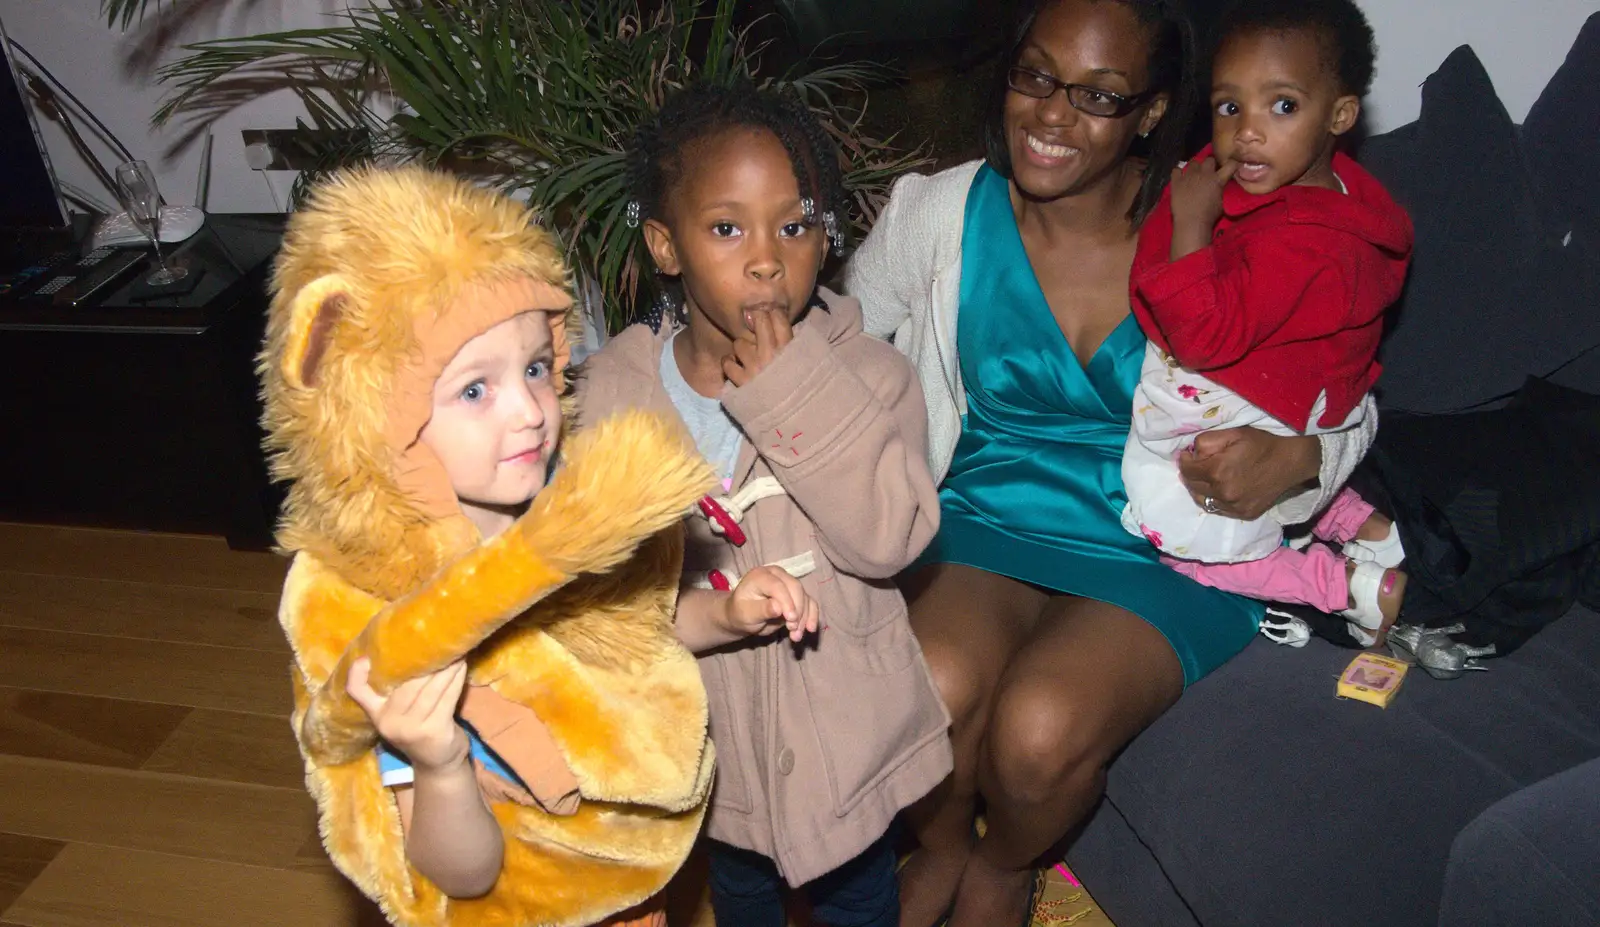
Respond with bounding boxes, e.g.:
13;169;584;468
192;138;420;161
1337;652;1410;708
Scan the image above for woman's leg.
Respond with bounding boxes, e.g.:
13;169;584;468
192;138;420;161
947;596;1186;927
896;563;1048;927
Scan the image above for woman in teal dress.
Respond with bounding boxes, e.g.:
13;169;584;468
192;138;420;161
928;161;1265;684
843;1;1366;924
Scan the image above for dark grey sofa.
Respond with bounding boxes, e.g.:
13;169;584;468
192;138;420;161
1067;21;1600;927
1069;603;1599;926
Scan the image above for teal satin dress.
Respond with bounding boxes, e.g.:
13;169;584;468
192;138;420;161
918;165;1262;686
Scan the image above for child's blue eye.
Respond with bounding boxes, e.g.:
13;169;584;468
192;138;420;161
711;222;738;238
526;360;550;380
1272;98;1298;115
461;381;485;403
1215;101;1239;117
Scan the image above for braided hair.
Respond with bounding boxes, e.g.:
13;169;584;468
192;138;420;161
982;0;1201;228
626;78;848;329
628;78;847;241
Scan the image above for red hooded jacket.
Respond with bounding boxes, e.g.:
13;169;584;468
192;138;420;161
1130;146;1414;431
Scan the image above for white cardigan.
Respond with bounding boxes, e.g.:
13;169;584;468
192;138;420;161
842;159;1375;525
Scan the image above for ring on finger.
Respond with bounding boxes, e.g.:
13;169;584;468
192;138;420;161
1203;496;1220;515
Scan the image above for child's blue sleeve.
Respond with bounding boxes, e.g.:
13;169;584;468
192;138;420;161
375;723;523;788
375;739;416;786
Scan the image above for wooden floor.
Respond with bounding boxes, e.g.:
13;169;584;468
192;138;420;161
0;522;1110;927
0;522;393;927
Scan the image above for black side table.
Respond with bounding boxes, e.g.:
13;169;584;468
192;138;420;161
0;215;285;550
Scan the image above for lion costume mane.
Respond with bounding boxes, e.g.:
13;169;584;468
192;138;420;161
260;165;715;927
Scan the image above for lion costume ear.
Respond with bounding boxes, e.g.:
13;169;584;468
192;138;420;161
280;274;353;390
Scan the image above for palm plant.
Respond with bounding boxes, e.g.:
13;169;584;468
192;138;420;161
103;0;929;331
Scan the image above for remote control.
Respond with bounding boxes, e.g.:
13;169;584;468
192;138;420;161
28;250;149;308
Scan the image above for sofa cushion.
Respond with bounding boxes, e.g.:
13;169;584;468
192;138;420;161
1438;756;1600;926
1360;46;1600;414
1069;605;1600;927
1523;13;1600;399
1521;13;1600;250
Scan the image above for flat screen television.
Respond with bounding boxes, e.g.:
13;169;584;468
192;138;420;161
0;16;71;230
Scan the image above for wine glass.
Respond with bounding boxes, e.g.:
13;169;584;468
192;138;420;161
114;160;188;286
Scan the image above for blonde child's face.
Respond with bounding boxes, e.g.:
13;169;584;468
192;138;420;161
1209;28;1359;195
420;311;561;535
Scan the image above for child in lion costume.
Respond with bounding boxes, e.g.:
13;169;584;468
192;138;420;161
259;165;756;927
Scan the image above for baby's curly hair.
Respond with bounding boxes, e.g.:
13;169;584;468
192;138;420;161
627;78;847;235
1217;0;1378;98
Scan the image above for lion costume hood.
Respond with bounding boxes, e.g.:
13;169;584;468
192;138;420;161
260;165;715;927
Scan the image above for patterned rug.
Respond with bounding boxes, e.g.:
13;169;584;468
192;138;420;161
1031;862;1115;927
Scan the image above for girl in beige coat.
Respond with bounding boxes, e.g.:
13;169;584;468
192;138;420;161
578;81;952;926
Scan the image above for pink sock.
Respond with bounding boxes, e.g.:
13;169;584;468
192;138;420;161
1312;487;1376;544
1166;545;1350;612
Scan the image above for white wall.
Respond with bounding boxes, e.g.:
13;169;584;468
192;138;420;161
1;0;349;214
1362;0;1598;134
7;1;1597;214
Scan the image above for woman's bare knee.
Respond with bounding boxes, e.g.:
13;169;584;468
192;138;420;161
981;597;1184;811
905;564;1043;741
984;679;1108;807
919;638;990;732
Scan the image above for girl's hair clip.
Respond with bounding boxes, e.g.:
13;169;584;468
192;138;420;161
822;210;844;256
625;200;641;228
800;196;816;225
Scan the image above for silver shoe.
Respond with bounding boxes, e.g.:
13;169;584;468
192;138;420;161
1388;623;1496;680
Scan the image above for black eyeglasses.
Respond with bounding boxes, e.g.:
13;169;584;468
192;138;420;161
1007;66;1155;118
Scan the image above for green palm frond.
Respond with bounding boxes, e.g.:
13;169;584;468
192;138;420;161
111;0;931;332
101;0;163;30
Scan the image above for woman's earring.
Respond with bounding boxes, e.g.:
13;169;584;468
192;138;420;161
625;200;641;229
821;210;845;256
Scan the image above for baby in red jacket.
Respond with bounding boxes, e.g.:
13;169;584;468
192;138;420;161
1121;0;1412;645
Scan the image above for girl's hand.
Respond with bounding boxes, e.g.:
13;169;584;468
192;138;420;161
721;565;821;642
347;658;470;772
1178;428;1320;521
1168;157;1236;260
723;309;795;387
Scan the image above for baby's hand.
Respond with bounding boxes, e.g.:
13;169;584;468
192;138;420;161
721;565;821;642
1168;157;1237;252
347;658;470;772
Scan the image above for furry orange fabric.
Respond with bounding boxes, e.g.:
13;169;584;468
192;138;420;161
261;166;715;927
